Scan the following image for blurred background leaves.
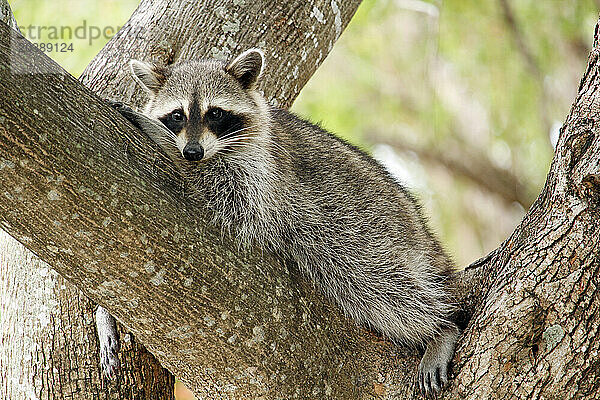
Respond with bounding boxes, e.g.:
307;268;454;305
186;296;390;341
8;0;600;398
294;0;597;269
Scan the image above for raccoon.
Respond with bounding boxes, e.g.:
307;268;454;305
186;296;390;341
99;49;460;395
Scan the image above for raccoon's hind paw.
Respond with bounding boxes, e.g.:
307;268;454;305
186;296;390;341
95;306;121;380
417;326;459;397
99;332;120;379
418;355;447;397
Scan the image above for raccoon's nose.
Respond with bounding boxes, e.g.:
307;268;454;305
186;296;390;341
183;143;204;161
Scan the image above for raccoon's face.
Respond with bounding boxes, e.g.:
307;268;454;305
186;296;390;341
129;49;268;162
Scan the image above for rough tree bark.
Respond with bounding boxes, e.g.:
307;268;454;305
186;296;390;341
0;2;175;399
1;2;599;400
0;1;362;399
0;230;175;400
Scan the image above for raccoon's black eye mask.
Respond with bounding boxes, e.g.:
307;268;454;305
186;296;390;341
159;108;186;134
205;108;247;139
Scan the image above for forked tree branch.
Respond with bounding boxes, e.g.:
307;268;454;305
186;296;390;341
1;4;600;400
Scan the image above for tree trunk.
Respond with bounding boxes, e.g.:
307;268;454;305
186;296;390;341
0;231;175;399
1;0;362;399
0;2;175;399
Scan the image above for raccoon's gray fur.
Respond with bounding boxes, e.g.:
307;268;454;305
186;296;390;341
99;49;460;395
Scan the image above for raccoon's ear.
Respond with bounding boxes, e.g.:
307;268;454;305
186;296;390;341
129;60;167;94
225;49;264;90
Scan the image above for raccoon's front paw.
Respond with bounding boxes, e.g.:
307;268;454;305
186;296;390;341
418;327;459;397
105;99;143;130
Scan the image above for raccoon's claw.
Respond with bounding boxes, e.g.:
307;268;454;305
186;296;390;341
99;333;120;379
105;99;123;108
418;360;446;397
95;306;121;380
105;99;130;114
417;327;459;397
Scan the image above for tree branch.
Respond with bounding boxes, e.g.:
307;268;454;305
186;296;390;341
0;0;18;32
370;135;535;207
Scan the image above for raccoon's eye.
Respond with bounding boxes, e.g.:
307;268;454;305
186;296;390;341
206;108;223;121
170;110;184;122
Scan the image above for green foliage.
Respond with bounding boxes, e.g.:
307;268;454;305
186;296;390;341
293;0;598;265
10;0;139;77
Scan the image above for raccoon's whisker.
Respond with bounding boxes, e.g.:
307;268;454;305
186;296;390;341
218;144;251;151
152;135;175;144
158;134;177;143
220;139;255;147
220;130;290;158
220;133;255;141
219;133;258;145
155;136;178;147
219;125;258;141
216;144;256;156
217;148;238;154
219;142;290;160
220;126;254;138
219;135;258;146
152;134;178;146
153;121;178;139
235;137;289;158
221;130;259;140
